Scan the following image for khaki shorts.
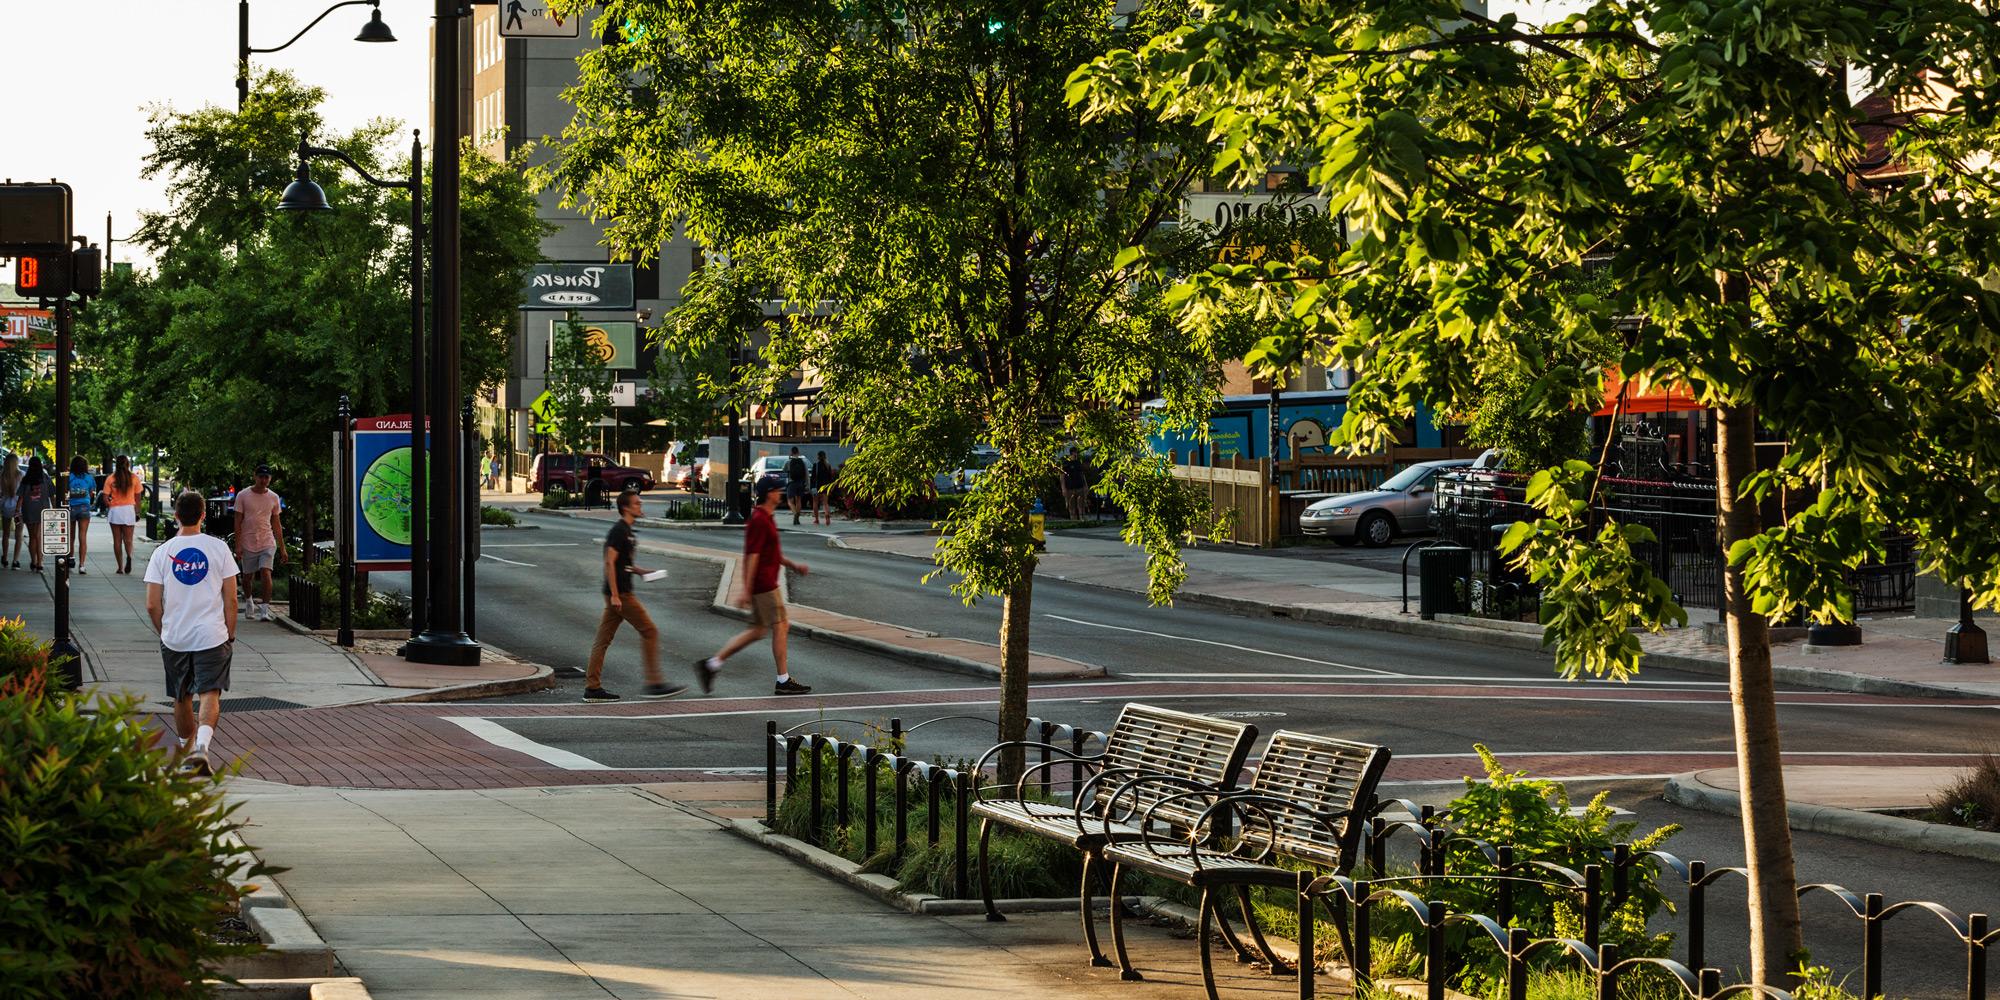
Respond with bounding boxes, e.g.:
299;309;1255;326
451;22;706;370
750;589;788;627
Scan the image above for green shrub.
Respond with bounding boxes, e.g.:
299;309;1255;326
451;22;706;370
1925;753;2000;832
0;617;71;687
0;669;273;997
480;505;519;526
539;487;573;509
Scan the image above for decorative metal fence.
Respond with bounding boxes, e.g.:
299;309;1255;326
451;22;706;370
766;714;1999;1000
286;572;324;629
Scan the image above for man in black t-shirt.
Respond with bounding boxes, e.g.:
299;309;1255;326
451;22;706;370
582;491;687;702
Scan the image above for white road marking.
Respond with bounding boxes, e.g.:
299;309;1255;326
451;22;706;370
480;553;536;567
1043;614;1408;676
1118;671;1731;687
479;543;578;548
444;717;606;770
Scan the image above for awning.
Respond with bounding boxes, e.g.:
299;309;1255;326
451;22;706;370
1595;370;1703;416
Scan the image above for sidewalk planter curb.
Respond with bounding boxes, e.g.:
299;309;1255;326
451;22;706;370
214;978;372;999
1664;772;2000;865
377;661;557;703
478;523;541;530
215;893;335;981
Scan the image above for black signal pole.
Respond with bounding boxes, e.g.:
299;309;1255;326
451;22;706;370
50;286;80;687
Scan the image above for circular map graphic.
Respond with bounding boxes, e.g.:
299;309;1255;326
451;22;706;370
360;446;417;546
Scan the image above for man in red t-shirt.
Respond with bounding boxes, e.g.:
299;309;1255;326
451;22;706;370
694;475;813;695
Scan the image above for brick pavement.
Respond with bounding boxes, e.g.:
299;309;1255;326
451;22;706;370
182;678;2000;791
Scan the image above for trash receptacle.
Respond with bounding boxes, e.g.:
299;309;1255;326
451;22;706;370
1419;545;1471;620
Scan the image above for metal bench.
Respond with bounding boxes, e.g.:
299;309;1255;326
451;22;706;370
1100;731;1391;999
970;704;1259;969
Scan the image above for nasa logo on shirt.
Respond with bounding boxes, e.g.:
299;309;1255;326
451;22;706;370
169;547;210;585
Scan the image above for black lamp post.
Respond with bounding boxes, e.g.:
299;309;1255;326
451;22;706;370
278;130;431;647
238;0;394;109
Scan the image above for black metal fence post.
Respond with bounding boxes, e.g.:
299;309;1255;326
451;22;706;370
927;770;943;847
836;742;852;832
786;735;801;795
894;759;910;861
889;716;903;753
1425;900;1447;1000
955;770;971;899
862;747;879;857
1038;719;1054;799
1507;927;1529;1000
1968;912;1988;1000
1597;942;1620;1000
807;735;824;846
765;721;778;824
1687;860;1706;973
1297;870;1316;1000
1352;880;1372;987
1863;891;1883;1000
1583;864;1602;950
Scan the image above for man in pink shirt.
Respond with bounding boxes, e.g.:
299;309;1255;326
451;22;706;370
232;464;286;621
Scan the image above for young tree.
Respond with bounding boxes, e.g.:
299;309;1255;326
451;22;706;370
74;71;545;538
549;0;1242;778
1076;0;2000;983
544;316;615;461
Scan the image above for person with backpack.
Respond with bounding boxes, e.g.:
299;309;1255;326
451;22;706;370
784;446;810;525
15;456;50;573
62;457;95;575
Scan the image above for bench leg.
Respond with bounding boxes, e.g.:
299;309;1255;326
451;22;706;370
1322;893;1354;976
1079;851;1113;968
1107;862;1143;981
1198;890;1223;1000
1211;890;1257;965
978;818;1005;922
1237;885;1293;975
1297;875;1316;1000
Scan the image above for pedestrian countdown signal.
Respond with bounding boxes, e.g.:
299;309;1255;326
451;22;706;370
14;253;69;299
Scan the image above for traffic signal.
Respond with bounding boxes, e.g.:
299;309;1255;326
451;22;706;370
70;246;101;297
14;252;69;299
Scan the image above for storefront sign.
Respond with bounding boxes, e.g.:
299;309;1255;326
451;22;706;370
1;306;54;343
549;320;638;370
521;262;635;310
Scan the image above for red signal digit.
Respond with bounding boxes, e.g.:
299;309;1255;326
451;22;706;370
18;256;38;291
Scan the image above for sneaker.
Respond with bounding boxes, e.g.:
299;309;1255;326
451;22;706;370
641;682;688;700
692;658;718;694
581;687;621;703
774;679;813;696
181;751;212;777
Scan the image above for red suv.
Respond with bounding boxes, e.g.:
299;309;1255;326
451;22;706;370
530;453;656;493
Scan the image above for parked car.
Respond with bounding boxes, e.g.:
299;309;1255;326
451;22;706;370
739;454;791;487
945;447;1001;494
1298;458;1475;547
530;452;656;493
665;441;710;492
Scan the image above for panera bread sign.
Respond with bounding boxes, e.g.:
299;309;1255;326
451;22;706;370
520;262;635;311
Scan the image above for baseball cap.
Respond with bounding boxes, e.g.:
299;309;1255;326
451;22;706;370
754;474;786;501
256;464;273;476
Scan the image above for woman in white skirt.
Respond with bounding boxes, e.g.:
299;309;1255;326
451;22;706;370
103;455;143;574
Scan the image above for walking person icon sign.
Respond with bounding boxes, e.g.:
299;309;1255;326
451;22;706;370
497;1;580;37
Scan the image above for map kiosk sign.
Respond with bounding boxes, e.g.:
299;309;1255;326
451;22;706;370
350;415;429;571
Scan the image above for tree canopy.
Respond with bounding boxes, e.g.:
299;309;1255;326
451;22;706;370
1075;0;2000;981
549;0;1254;774
75;71;546;526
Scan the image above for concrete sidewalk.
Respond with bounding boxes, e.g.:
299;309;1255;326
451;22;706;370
2;517;546;710
232;780;1311;999
837;528;2000;699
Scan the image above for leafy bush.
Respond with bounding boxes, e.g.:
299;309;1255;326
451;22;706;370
292;559;409;631
0;617;72;687
480;505;519;526
539;487;575;509
0;668;272;997
1926;752;2000;832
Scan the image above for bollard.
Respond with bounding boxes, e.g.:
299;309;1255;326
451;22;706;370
863;748;879;857
765;721;779;824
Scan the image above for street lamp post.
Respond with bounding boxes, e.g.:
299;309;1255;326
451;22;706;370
238;0;395;109
278;131;429;645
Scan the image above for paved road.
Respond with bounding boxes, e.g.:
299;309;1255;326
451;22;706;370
320;513;2000;996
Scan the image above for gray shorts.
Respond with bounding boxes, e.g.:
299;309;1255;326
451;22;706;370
242;547;277;575
162;643;232;700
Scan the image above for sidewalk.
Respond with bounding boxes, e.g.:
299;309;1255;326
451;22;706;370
837;528;2000;699
231;780;1310;999
1;517;546;710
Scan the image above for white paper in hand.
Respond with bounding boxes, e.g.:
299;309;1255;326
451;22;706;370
641;570;669;583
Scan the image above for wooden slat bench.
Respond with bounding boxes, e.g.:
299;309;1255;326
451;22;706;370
970;704;1259;969
1100;731;1391;999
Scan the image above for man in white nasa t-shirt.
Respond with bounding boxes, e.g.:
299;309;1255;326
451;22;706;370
144;491;240;776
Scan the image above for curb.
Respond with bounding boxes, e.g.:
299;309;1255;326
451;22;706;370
215;979;372;999
375;661;557;703
478;522;541;531
832;537;1984;700
1663;772;2000;865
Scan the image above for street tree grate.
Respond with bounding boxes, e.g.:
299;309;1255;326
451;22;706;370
216;697;307;713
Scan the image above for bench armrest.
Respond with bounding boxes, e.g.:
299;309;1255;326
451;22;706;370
1191;794;1360;865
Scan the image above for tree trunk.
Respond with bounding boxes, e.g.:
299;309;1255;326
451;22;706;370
996;566;1034;786
1715;399;1805;985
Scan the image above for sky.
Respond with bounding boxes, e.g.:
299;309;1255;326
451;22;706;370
8;1;435;267
9;1;1581;270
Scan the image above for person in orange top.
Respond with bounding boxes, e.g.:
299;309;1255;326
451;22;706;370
103;455;145;575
